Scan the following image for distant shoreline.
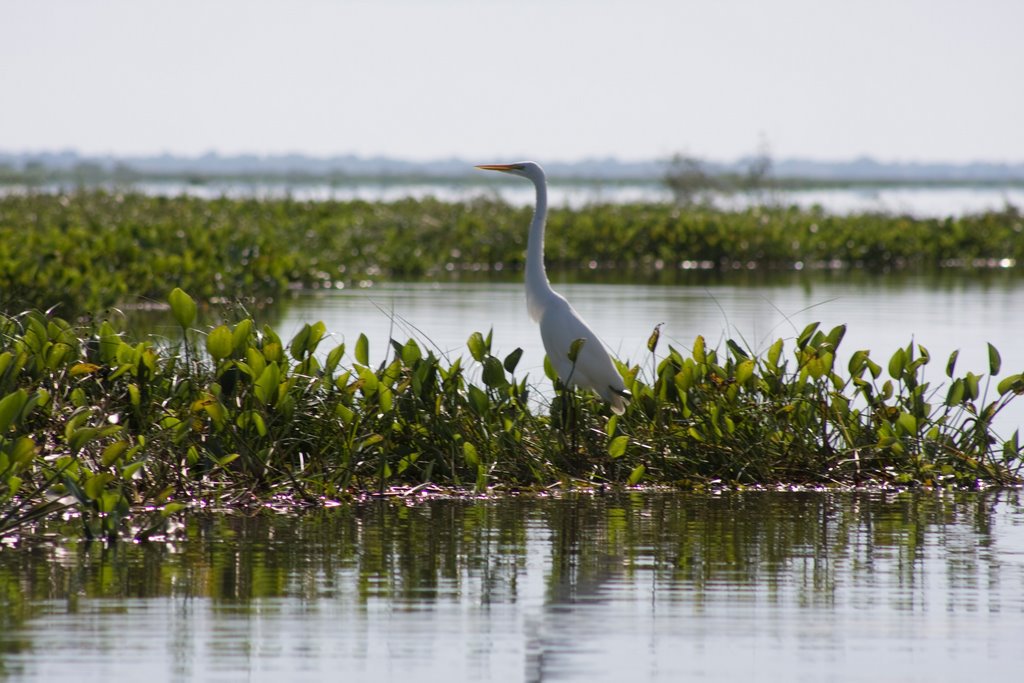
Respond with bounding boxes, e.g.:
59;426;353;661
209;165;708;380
2;150;1023;186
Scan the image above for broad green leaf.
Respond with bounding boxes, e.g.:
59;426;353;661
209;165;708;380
543;355;557;381
964;372;981;401
401;339;422;365
116;342;139;366
206;325;233;361
45;343;70;370
674;366;693;393
482;356;508;389
101;440;129;467
355;333;369;366
7;437;37;469
262;341;283;363
468;385;489;415
997;373;1024;396
796;322;820;350
503;348;523;374
325;343;346;373
68;427;99;454
99;491;125;514
692;335;706;363
0;389;27;434
359;434;384;450
987;342;1001;375
239;411;268;437
378;386;393;413
396;453;419;475
467;331;486;362
261;324;282;348
888;348;907;380
83;472;114;501
289;323;313;361
357;366;379;396
880;379;894;400
335;403;354;424
140;348;158;377
897;412;917;435
246;347;267;379
825;324;847;349
308;321;327;352
463;441;479;467
766;338;784;369
735;359;755;385
5;475;22;497
162;502;188;517
627;464;646;485
917;344;930;365
81;473;108;499
98;321;121;364
126;383;141;408
168;288;197;329
254;363;281;406
122;461;146;482
608;435;629;458
848;350;869;376
726;338;749;360
1003;431;1021;461
231;318;254;354
946;349;959;378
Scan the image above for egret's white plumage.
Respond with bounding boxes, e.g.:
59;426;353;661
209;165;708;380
475;161;630;414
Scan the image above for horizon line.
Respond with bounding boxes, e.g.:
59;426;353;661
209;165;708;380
3;148;1024;168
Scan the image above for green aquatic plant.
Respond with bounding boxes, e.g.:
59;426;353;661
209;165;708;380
612;323;1024;487
0;290;1021;540
1;191;1021;316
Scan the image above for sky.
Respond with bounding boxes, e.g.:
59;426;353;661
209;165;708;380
2;0;1022;163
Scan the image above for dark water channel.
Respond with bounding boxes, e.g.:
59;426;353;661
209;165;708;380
2;491;1023;681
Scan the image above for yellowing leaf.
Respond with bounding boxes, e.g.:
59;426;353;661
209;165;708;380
70;362;101;376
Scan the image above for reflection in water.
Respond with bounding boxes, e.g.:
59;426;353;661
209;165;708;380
1;491;1023;681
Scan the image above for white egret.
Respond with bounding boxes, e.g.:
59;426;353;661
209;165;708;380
475;161;631;415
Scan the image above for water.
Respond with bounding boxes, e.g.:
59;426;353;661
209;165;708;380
4;180;1023;217
274;273;1024;433
2;491;1022;681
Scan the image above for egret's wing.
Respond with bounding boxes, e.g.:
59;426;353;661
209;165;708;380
539;299;627;406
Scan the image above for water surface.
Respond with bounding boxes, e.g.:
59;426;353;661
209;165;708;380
4;180;1022;217
1;491;1022;681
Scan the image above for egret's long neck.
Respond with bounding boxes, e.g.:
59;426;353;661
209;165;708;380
525;173;552;321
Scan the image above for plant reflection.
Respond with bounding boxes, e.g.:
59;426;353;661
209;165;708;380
0;490;1021;674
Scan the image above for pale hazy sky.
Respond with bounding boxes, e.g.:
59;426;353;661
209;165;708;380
2;0;1022;163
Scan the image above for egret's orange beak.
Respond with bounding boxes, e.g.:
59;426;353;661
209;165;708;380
475;163;523;172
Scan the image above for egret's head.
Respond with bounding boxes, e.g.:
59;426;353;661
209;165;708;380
475;161;544;182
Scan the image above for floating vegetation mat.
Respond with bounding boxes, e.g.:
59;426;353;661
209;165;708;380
1;289;1021;541
1;191;1021;313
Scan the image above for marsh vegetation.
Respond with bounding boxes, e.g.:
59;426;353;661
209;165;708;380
1;192;1021;313
0;192;1022;539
